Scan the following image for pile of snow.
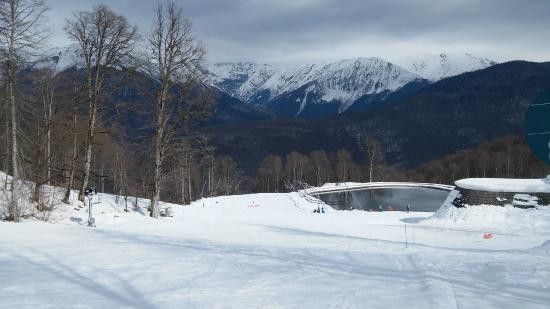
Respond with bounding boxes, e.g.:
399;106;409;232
529;240;550;256
513;194;541;208
455;177;550;193
424;190;550;234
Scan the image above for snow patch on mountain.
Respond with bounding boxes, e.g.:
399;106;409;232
402;53;497;81
297;84;316;116
32;45;85;72
206;62;276;101
35;44;139;73
308;58;421;111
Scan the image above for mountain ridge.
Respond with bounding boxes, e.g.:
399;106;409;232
205;53;497;117
37;46;499;120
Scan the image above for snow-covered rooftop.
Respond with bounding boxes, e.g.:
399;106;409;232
304;181;454;195
455;178;550;193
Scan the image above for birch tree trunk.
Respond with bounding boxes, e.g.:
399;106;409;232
63;108;78;204
0;0;48;221
188;154;192;203
146;1;205;217
7;30;17;181
150;87;167;218
65;5;137;202
78;70;96;201
8;69;17;181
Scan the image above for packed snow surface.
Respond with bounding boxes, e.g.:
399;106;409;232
455;177;550;193
1;179;550;308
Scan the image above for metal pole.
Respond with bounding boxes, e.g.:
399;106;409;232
88;196;92;227
404;222;408;249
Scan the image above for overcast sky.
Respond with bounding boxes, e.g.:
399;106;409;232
46;0;550;65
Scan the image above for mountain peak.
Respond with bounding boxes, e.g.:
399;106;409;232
402;52;496;81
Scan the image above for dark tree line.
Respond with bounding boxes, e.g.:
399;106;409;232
406;135;550;185
253;135;549;192
254;137;387;192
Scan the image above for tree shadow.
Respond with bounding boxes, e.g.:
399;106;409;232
400;217;425;223
2;246;156;308
81;227;550;307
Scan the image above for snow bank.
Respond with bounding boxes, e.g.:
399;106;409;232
188;192;323;215
528;240;550;256
455;177;550;193
424;190;550;234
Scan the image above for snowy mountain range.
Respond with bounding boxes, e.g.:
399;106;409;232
205;53;496;117
207;58;422;112
38;46;497;118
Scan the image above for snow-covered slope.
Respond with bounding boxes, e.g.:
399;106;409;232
2;171;550;308
402;53;497;81
35;44;137;73
206;62;276;102
206;57;424;113
33;45;85;72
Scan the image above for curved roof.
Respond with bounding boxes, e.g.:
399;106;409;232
303;182;454;195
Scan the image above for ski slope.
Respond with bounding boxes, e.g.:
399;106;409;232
1;181;550;308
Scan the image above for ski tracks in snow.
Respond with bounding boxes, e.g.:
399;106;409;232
404;252;460;309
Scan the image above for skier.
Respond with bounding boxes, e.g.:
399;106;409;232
407;204;411;213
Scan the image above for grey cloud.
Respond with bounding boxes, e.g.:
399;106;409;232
46;0;550;64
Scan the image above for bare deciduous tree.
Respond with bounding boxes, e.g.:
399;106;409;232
32;67;56;208
62;84;83;204
65;4;137;201
335;149;352;183
257;154;283;192
0;0;47;182
143;1;205;218
309;150;331;186
0;0;47;221
216;156;240;195
363;136;383;182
